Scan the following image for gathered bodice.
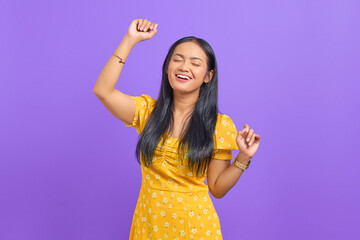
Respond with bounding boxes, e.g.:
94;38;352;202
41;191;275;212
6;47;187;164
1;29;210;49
141;136;209;193
124;94;239;193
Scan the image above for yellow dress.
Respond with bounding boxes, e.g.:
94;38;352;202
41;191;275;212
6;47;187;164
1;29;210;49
124;94;239;240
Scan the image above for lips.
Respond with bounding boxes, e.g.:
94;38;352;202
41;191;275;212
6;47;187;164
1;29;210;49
175;73;192;81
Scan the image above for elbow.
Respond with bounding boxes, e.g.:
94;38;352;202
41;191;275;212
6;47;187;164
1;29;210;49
93;88;99;96
93;88;107;98
209;188;224;199
93;82;105;96
213;192;225;199
215;193;225;199
93;87;113;98
93;87;102;96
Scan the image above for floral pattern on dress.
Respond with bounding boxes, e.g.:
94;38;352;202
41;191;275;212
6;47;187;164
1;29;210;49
124;94;239;239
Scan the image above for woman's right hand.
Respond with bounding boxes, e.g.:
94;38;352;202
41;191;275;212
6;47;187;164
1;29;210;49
125;19;158;44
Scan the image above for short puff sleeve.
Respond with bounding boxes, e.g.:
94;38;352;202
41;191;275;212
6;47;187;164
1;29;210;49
124;94;156;135
211;114;239;160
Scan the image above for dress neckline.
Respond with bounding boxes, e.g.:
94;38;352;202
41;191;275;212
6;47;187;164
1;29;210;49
168;135;180;140
165;131;181;140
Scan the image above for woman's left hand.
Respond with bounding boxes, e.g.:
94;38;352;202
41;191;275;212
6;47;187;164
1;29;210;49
236;124;261;161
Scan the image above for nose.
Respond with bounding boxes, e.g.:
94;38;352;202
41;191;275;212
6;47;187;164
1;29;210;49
179;61;190;72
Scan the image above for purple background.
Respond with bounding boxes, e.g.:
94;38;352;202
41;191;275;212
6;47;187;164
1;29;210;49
1;0;359;239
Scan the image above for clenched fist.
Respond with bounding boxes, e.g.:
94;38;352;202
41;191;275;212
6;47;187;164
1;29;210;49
125;19;158;44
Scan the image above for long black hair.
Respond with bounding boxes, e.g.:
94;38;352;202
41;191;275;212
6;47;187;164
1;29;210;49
135;36;219;177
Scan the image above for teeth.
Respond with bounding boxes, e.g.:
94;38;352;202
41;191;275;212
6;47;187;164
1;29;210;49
176;74;190;80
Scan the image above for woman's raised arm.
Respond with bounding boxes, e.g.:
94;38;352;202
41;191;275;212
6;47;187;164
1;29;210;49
93;19;158;125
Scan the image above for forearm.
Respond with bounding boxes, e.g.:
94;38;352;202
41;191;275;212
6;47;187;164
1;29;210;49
212;153;251;198
93;34;137;95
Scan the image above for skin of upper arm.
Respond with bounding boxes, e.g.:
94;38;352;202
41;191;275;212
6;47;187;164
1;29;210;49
94;89;135;125
207;158;231;199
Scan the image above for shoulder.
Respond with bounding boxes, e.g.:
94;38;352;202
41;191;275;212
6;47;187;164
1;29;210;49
213;113;238;150
124;94;157;133
131;94;157;111
215;113;237;132
132;94;156;104
216;113;235;124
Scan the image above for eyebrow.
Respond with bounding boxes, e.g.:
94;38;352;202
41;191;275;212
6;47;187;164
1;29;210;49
174;53;203;62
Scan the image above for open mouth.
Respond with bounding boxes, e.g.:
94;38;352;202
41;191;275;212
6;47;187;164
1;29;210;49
175;74;191;81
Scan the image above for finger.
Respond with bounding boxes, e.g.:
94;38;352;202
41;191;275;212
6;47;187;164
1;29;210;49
237;124;249;139
246;129;254;143
248;133;256;146
243;124;250;133
237;130;245;139
238;125;249;137
238;127;248;136
137;19;143;31
148;22;155;31
132;19;139;30
140;19;148;31
148;23;158;38
132;19;140;25
143;21;152;32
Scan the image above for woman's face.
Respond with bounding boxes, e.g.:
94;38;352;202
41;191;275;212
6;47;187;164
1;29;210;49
166;41;214;94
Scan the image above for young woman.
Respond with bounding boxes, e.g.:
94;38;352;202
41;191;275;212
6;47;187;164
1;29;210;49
94;19;260;240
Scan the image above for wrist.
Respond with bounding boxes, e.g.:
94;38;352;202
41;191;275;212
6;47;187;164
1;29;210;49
123;34;138;47
235;153;251;165
233;154;252;171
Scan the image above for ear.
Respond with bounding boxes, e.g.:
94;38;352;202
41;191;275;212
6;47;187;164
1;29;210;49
204;70;214;83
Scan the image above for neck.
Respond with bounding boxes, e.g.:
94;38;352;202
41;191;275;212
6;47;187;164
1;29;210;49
172;90;199;116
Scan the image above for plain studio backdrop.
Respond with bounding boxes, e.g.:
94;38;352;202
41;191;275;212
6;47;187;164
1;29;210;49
1;0;359;239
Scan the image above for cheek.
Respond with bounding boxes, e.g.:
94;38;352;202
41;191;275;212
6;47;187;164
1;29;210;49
167;64;176;75
195;68;207;79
